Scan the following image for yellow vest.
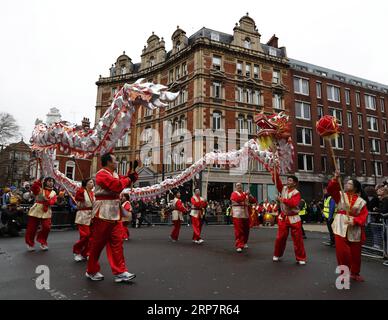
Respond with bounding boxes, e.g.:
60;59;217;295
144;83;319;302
299;202;307;216
323;196;337;219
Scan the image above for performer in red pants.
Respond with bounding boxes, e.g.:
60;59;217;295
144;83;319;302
170;191;188;242
272;174;307;264
230;183;250;253
86;154;138;282
327;171;368;282
25;177;58;251
190;188;207;244
73;178;95;262
120;193;132;241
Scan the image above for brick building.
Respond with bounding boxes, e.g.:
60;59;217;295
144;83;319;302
94;13;388;202
0;140;31;187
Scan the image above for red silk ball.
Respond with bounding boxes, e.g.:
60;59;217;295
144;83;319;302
316;115;341;138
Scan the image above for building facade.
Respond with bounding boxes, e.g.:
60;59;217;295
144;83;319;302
94;14;388;202
0;140;31;187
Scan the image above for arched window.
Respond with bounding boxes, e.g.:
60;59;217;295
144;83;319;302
149;56;155;67
237;115;245;132
65;161;75;180
244;38;251;49
121;65;127;75
247;116;253;134
212;111;222;130
176;41;181;51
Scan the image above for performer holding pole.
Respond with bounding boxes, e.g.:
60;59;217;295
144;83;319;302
25;177;59;251
86;153;138;282
230;183;250;253
190;188;207;244
169;191;188;242
73;178;95;261
272;173;307;264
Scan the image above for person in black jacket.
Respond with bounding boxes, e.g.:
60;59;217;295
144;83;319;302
376;185;388;266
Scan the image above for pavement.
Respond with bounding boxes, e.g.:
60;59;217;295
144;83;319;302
0;224;387;300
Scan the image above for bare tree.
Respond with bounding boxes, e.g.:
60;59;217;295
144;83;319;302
0;112;20;144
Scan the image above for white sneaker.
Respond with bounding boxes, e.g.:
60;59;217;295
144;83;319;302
114;271;136;283
169;236;177;243
74;254;85;262
244;244;249;249
40;244;49;251
198;239;204;244
236;248;243;253
85;272;104;281
27;245;35;252
297;260;306;265
273;256;280;262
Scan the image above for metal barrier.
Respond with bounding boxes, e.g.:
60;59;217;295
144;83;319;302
362;212;387;259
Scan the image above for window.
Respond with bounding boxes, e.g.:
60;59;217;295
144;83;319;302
236;87;243;102
332;134;344;149
358;114;363;129
347;112;353;128
327;85;341;102
351;159;356;175
237;116;244;132
121;66;127;75
317;106;324;119
349;135;354;150
294;77;309;95
361;160;367;175
336;158;345;174
175;66;180;80
245;64;251;77
385;141;388;154
370;138;381;154
246;89;252;104
320;136;325;147
211;32;220;41
182;62;187;75
298;154;314;172
253;65;260;79
329;108;342;125
273;70;280;84
321;156;327;173
295;102;311;120
269;47;277;56
381;98;385;113
345;89;351;105
122;133;129;147
383;119;387;133
213;82;221;98
296;127;312;145
212;55;222;70
316;82;322;99
372;161;383;177
355;92;361;107
273;94;283;109
367;116;378;131
65;161;75;180
149;56;155;67
360;137;365;152
244;38;251;49
247;117;253;135
254;90;262;106
237;61;242;75
169;70;174;83
176;41;181;51
365;94;377;110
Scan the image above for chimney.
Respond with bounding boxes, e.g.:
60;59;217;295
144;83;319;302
82;117;91;129
267;34;279;48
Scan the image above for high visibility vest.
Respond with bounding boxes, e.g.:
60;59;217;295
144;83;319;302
323;196;337;219
226;207;231;216
299;202;307;216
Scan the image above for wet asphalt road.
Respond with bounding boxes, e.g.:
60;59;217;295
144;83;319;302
0;225;387;300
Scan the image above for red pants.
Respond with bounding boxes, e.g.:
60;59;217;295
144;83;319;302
73;224;90;257
170;220;181;240
249;214;258;228
191;216;202;240
87;218;127;275
122;222;130;240
274;217;306;261
335;235;363;276
233;218;250;249
25;216;51;247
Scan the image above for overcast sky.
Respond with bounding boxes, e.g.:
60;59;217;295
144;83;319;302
1;0;387;142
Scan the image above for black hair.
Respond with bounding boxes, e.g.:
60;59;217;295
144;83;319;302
101;153;113;167
43;177;55;188
122;193;130;201
348;178;368;202
81;178;93;188
287;175;299;184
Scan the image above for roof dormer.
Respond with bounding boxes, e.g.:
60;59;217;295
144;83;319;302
113;51;133;76
231;13;263;52
171;26;188;55
140;32;166;71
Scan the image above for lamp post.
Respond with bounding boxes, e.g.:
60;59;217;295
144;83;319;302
370;148;377;186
